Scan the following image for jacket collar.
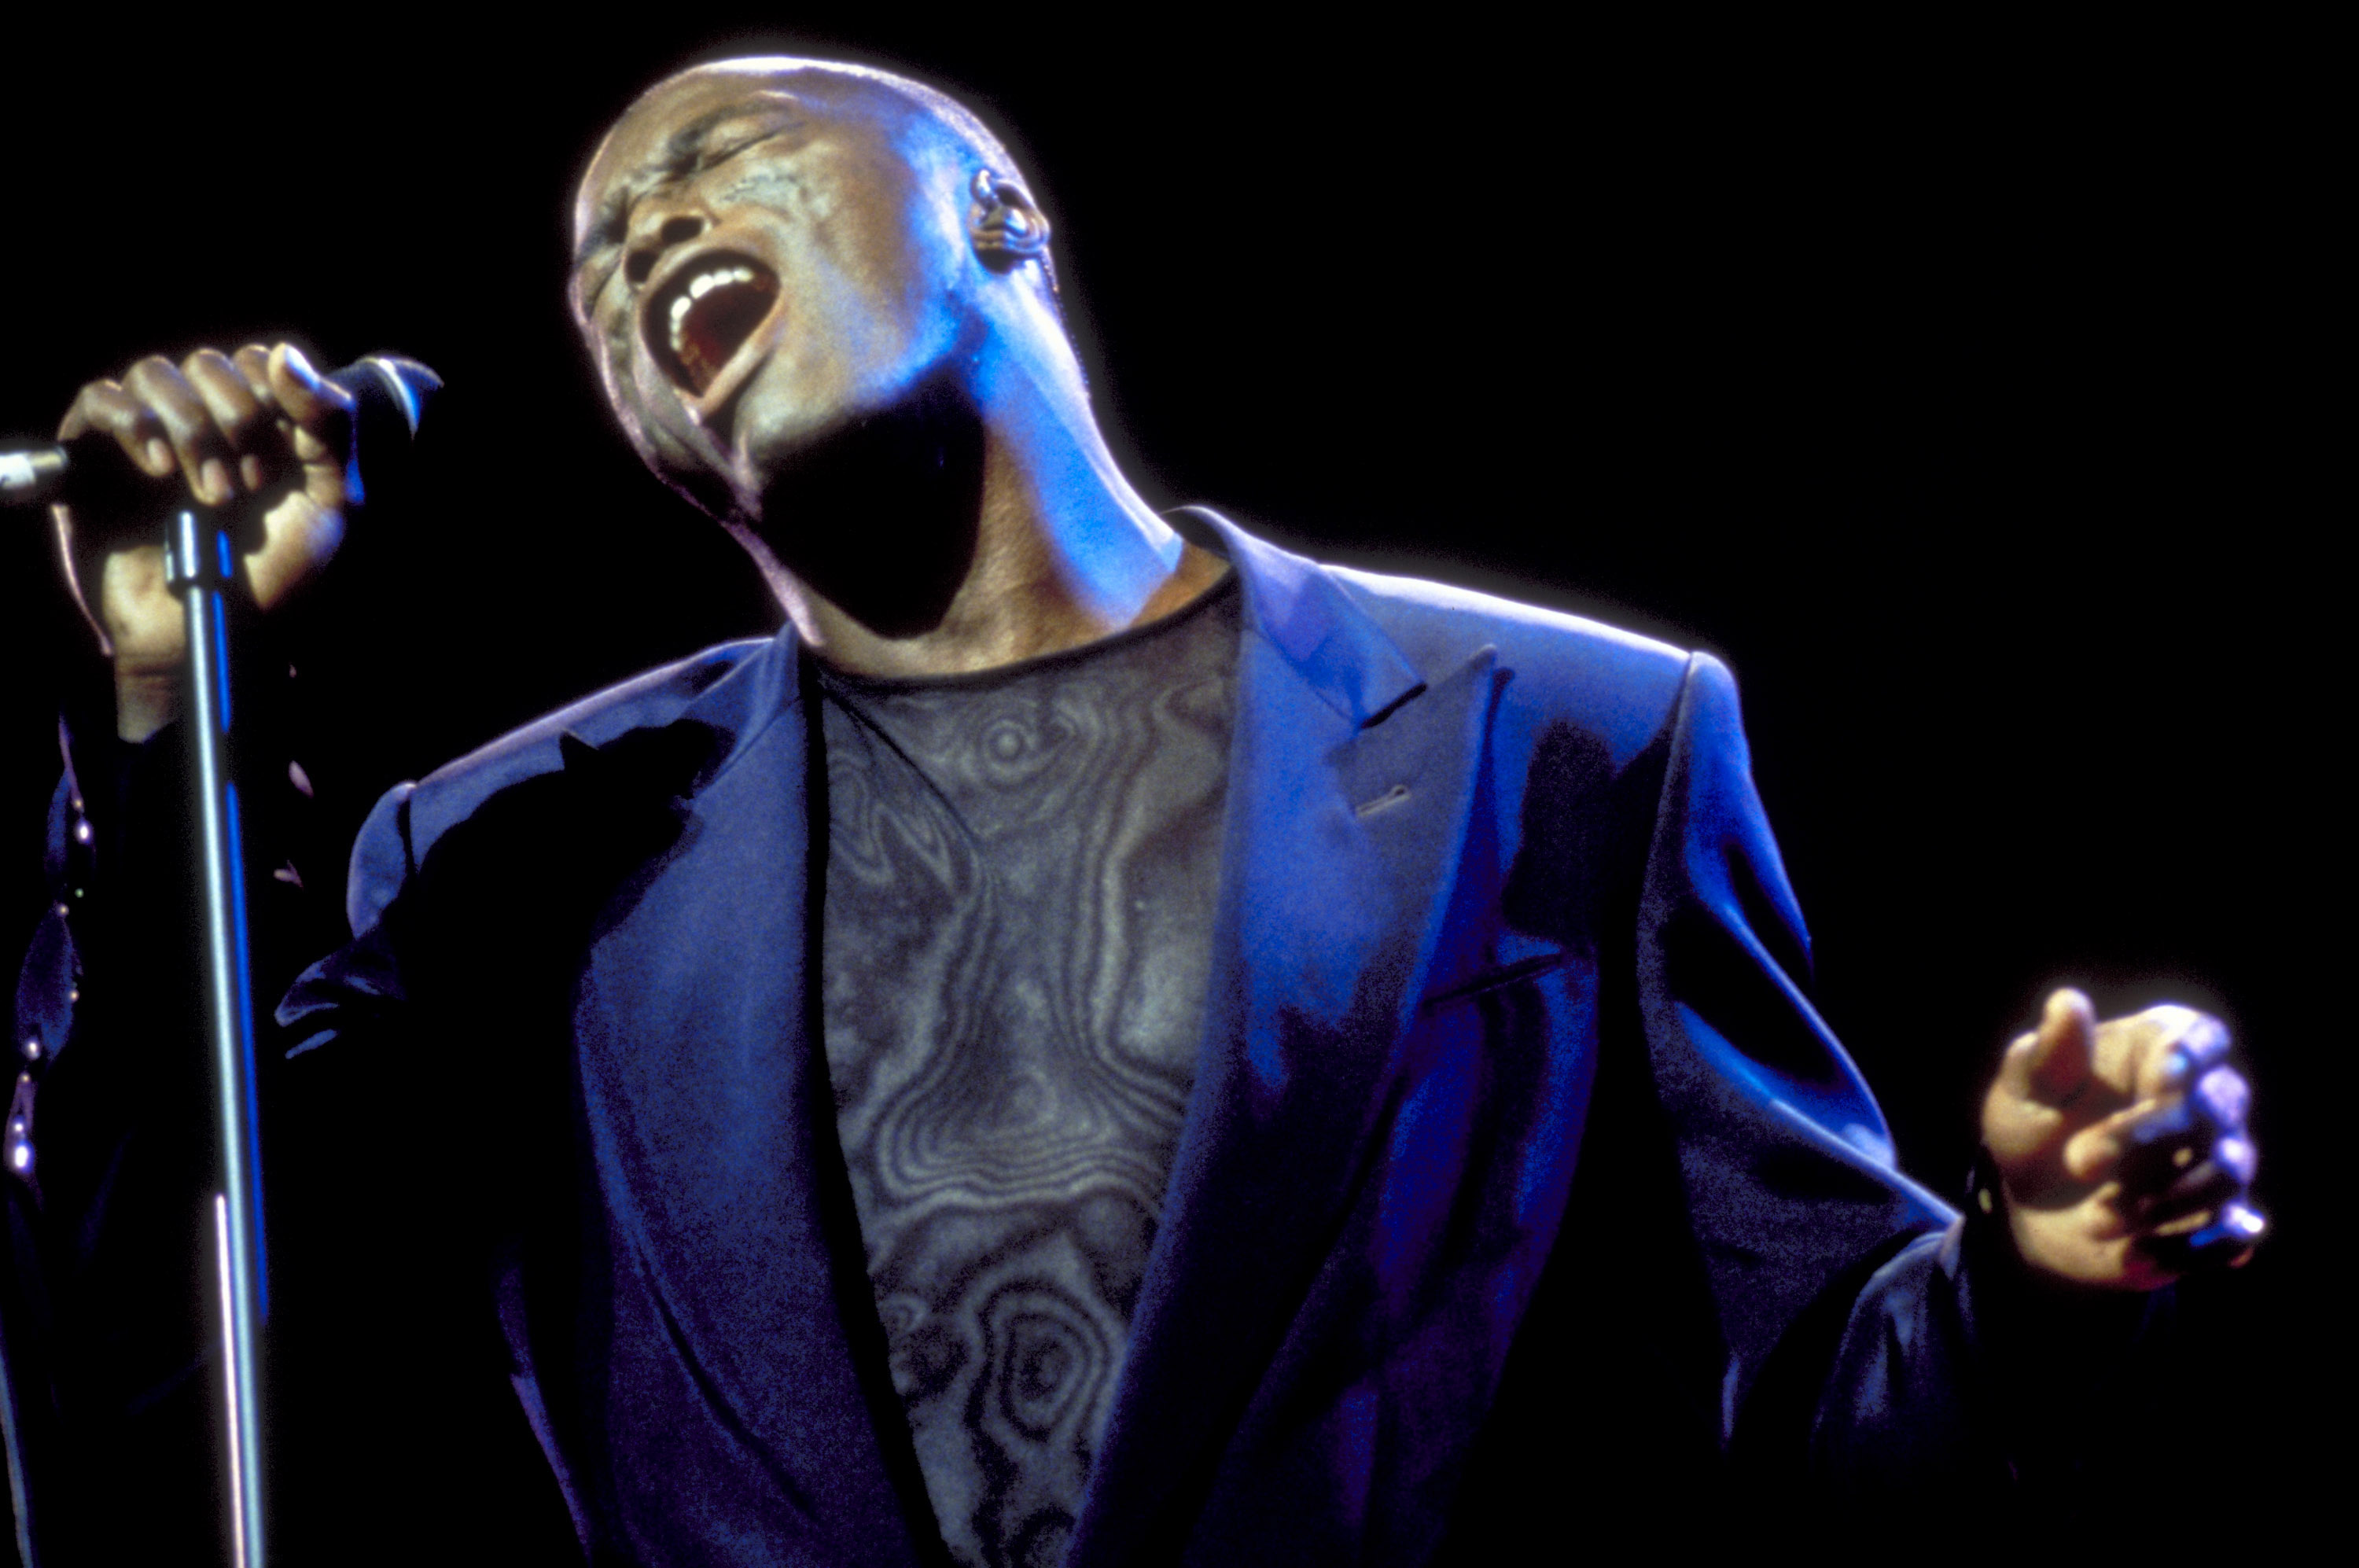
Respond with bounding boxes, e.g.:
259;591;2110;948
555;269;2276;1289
1168;506;1429;729
668;503;1433;745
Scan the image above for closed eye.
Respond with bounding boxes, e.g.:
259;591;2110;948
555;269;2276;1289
701;125;786;166
575;128;787;290
572;100;803;300
684;107;800;179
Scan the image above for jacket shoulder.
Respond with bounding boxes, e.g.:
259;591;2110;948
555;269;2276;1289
346;635;782;933
1325;562;1698;764
421;636;772;791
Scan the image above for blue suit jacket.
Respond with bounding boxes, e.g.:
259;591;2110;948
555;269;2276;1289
278;511;1962;1564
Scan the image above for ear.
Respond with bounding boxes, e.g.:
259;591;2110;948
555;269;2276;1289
967;169;1051;271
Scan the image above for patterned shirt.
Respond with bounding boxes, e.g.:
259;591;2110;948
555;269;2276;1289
815;574;1239;1568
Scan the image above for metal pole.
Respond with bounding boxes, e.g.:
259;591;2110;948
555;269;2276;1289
165;506;268;1568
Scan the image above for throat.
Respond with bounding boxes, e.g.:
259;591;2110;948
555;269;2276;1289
745;370;985;643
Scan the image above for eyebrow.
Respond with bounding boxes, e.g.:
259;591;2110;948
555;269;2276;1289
575;98;804;272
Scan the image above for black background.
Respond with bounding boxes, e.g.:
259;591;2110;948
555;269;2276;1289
0;8;2333;1531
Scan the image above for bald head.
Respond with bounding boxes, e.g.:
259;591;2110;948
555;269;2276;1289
568;56;1069;521
614;58;1035;213
574;59;1054;326
567;56;1209;679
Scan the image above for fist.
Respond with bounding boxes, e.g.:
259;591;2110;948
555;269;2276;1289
53;343;357;740
1982;988;2262;1291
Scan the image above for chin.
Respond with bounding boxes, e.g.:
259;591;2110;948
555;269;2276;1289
732;370;914;468
732;368;986;554
730;400;837;491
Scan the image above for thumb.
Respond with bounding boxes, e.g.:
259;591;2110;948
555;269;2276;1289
2024;988;2096;1103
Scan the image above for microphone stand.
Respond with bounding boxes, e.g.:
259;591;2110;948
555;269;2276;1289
163;505;270;1568
2;354;433;1566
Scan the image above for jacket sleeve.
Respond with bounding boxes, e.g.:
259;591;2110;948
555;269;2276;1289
1632;652;1956;1425
274;778;418;1061
1768;1155;2173;1520
1634;653;2169;1509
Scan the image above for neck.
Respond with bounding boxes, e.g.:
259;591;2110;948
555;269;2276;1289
727;334;1224;679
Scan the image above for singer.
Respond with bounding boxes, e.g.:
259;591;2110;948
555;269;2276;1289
6;55;2264;1566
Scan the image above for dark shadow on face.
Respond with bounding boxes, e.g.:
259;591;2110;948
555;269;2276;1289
745;368;984;640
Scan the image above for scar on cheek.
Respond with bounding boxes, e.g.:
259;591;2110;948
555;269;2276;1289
720;168;813;212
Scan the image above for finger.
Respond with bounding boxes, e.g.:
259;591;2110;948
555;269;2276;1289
232;344;280;413
2063;1118;2126;1185
2203;1201;2268;1265
123;355;234;506
2130;1132;2258;1226
2129;1007;2232;1099
2144;1200;2265;1273
61;381;176;477
2190;1064;2251;1134
265;342;354;435
184;348;268;462
2063;1088;2179;1184
2025;988;2096;1102
2124;1069;2248;1154
2100;1069;2255;1195
229;346;289;490
2079;1091;2201;1187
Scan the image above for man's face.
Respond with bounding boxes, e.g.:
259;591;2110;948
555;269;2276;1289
572;64;972;515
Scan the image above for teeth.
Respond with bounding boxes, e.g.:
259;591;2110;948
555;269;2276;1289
664;265;764;357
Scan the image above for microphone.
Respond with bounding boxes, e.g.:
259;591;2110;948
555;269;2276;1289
0;444;71;506
0;355;440;509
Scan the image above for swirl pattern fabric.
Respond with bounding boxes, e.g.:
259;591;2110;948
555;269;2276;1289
815;577;1239;1568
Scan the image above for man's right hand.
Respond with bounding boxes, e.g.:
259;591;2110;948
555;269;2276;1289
54;342;358;742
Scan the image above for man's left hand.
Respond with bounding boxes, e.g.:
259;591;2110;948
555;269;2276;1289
1980;988;2264;1290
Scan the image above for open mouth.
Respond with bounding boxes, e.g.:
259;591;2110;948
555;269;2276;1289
646;253;781;398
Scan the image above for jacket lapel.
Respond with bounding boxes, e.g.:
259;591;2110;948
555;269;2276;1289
1070;516;1502;1565
562;642;933;1561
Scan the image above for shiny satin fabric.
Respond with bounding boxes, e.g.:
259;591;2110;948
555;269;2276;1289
260;510;1964;1564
